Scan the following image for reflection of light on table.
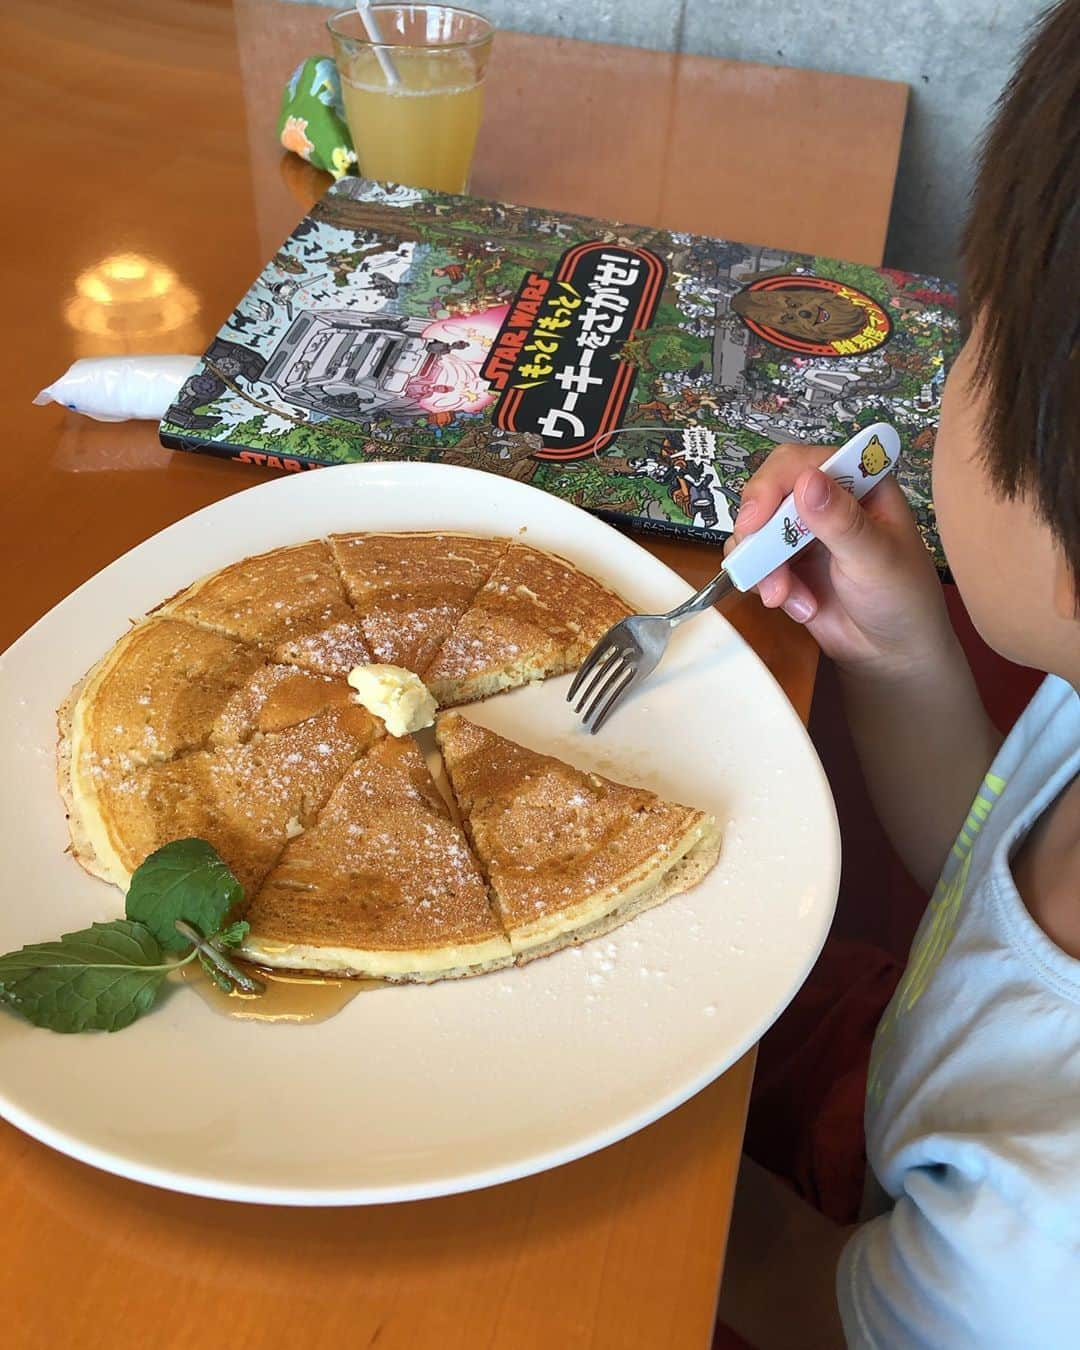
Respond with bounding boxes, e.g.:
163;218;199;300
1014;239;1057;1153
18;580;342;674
64;252;201;355
52;416;174;475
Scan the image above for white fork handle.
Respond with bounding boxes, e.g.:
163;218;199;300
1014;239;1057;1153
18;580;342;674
722;422;901;593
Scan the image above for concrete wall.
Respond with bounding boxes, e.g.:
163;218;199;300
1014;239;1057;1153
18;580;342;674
303;0;1048;279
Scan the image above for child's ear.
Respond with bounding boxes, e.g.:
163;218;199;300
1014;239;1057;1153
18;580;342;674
1053;550;1079;621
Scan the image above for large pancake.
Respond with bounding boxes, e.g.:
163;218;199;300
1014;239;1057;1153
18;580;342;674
329;532;508;675
240;735;511;980
67;705;383;900
159;541;371;676
56;533;688;982
422;543;631;706
436;713;721;961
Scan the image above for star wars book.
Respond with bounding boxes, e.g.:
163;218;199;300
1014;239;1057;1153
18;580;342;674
160;178;958;569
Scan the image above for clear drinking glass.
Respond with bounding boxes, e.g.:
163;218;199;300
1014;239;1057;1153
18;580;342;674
327;5;494;195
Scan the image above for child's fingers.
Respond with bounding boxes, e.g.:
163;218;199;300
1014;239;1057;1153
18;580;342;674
727;442;920;616
779;572;819;624
725;443;829;609
792;466;903;575
723;533;793;605
758;566;789;607
732;443;835;541
759;563;822;621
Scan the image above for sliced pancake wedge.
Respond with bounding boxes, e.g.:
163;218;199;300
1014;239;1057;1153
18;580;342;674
240;735;511;981
436;713;721;961
209;664;354;746
67;705;383;900
329;531;508;674
58;620;359;843
421;543;631;706
59;617;266;781
158;541;371;676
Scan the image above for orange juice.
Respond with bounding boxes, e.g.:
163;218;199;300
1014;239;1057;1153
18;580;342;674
338;45;485;194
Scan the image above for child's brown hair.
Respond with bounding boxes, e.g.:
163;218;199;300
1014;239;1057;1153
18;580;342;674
962;0;1080;592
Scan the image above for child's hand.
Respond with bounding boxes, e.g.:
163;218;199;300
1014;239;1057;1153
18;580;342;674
727;443;953;681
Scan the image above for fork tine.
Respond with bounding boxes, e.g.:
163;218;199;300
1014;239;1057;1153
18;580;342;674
579;651;633;726
585;665;637;735
576;653;627;721
571;645;621;713
567;637;616;702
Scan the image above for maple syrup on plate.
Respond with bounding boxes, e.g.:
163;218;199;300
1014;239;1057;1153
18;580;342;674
177;960;383;1024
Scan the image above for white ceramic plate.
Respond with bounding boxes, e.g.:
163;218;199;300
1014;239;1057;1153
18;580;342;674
0;463;838;1204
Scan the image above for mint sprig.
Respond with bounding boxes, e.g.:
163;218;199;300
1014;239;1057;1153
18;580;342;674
0;920;188;1033
176;919;264;995
0;840;260;1034
125;838;243;952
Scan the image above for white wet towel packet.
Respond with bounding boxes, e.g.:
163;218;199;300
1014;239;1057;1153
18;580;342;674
33;356;199;422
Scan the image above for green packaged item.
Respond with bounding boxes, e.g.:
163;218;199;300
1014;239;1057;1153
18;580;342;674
277;56;357;180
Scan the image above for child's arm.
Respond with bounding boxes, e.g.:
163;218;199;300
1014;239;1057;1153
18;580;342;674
729;446;1000;893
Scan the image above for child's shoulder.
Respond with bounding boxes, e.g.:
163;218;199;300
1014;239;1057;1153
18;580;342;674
1009;678;1080;958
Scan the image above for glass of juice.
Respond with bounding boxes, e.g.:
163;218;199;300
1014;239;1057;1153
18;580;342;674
328;5;494;195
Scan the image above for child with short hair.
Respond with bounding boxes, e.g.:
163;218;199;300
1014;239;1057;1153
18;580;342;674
718;2;1080;1344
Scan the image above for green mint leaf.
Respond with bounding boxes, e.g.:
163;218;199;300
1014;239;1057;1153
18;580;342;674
0;920;181;1033
125;838;244;953
215;920;250;949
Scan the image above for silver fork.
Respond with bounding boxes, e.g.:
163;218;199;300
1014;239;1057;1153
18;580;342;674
567;423;900;733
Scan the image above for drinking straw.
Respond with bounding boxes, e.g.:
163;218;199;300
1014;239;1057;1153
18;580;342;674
355;0;402;89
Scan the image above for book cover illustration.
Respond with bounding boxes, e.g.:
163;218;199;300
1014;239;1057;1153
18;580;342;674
161;178;959;569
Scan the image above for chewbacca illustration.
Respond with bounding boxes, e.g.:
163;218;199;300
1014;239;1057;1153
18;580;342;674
731;285;867;343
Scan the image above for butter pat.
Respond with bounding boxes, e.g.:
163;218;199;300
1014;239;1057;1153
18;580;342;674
347;664;436;737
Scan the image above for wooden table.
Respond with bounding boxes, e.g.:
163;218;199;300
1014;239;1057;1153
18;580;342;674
0;4;905;1346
